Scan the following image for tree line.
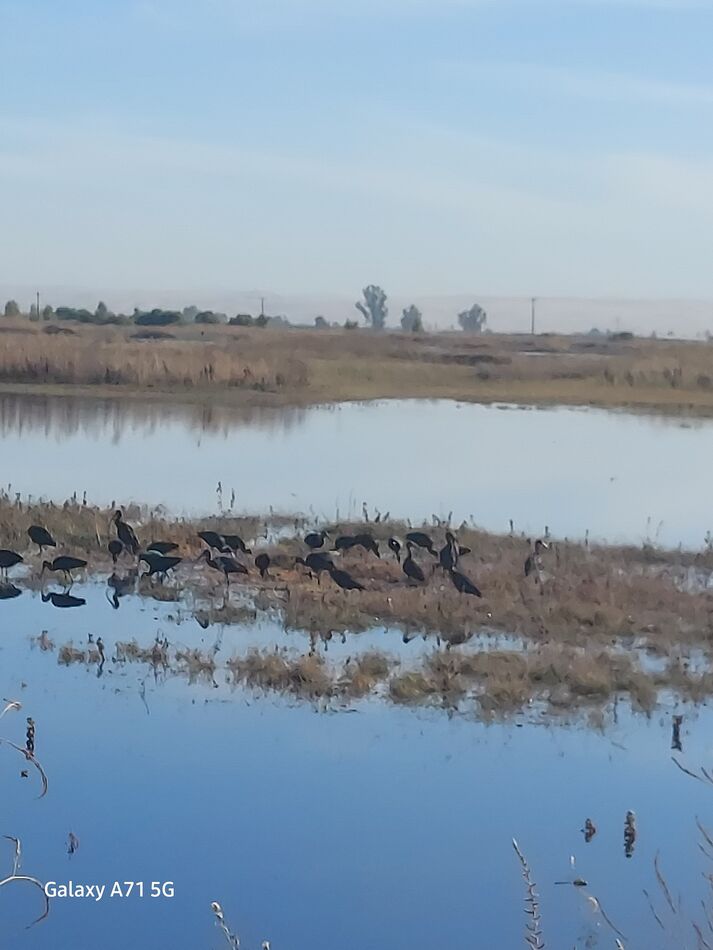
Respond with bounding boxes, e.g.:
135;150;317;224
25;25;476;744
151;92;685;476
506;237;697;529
3;288;488;332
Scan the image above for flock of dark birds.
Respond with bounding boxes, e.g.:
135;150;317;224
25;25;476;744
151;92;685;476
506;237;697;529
0;509;549;609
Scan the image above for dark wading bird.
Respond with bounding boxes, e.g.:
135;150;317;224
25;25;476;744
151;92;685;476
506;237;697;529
0;550;23;579
327;565;365;592
296;552;334;583
113;510;140;555
108;539;124;565
438;532;459;572
197;549;248;586
198;530;226;552
222;534;252;555
27;525;57;556
146;540;179;555
335;533;380;557
42;556;88;583
405;531;437;556
304;530;329;550
402;543;425;584
388;537;402;562
42;591;86;609
254;553;271;579
139;553;182;580
448;568;482;597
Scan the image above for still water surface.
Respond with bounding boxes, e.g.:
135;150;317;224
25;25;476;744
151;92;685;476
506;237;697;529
0;584;709;949
1;393;711;548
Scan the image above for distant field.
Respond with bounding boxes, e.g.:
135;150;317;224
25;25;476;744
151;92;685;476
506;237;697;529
1;319;713;414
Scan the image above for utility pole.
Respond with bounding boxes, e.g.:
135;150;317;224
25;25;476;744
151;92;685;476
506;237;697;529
260;296;265;318
36;290;40;320
530;297;536;335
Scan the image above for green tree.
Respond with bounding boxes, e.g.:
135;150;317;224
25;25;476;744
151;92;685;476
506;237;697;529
458;303;487;333
355;285;388;329
95;301;110;321
400;305;423;333
41;305;54;321
4;300;20;318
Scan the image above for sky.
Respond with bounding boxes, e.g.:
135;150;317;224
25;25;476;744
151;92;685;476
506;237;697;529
2;0;713;315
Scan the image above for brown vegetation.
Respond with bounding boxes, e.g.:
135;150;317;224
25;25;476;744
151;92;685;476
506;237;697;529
1;320;713;414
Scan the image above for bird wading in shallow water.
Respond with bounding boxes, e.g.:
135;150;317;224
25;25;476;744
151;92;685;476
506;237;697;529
112;510;140;556
0;550;23;579
197;549;248;586
41;556;87;584
27;525;56;556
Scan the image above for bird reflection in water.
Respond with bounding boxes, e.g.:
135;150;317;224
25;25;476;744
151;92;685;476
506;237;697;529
105;569;138;610
41;591;86;609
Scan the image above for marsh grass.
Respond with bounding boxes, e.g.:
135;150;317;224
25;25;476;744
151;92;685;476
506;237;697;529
2;322;713;414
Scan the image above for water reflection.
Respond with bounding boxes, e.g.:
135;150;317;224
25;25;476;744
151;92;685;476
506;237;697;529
2;393;713;546
0;391;311;440
0;586;711;949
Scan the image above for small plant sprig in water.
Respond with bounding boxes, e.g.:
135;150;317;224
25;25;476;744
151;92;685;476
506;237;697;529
512;838;545;950
210;901;270;949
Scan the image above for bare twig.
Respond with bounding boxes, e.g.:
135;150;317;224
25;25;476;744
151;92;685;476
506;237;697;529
512;839;545;950
211;901;239;949
655;853;677;916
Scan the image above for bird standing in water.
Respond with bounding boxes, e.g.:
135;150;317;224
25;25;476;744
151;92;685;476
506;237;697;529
27;525;56;556
139;553;181;581
41;556;87;584
197;549;248;586
108;539;124;565
0;550;23;579
113;510;140;555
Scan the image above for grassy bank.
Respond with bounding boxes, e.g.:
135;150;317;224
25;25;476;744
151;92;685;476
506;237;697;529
2;320;713;414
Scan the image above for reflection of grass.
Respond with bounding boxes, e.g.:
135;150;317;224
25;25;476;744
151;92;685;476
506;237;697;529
2;321;713;414
49;633;713;718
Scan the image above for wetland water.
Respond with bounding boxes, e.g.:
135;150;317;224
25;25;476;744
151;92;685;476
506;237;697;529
2;391;712;948
0;584;710;950
1;392;712;548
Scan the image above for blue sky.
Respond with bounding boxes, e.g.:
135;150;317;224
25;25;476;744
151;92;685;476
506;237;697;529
2;0;713;300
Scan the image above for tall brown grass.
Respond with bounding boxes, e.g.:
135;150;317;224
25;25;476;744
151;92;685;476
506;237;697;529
1;320;713;411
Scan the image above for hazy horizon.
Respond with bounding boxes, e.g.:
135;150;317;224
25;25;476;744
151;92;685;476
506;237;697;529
3;1;713;314
3;283;713;336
